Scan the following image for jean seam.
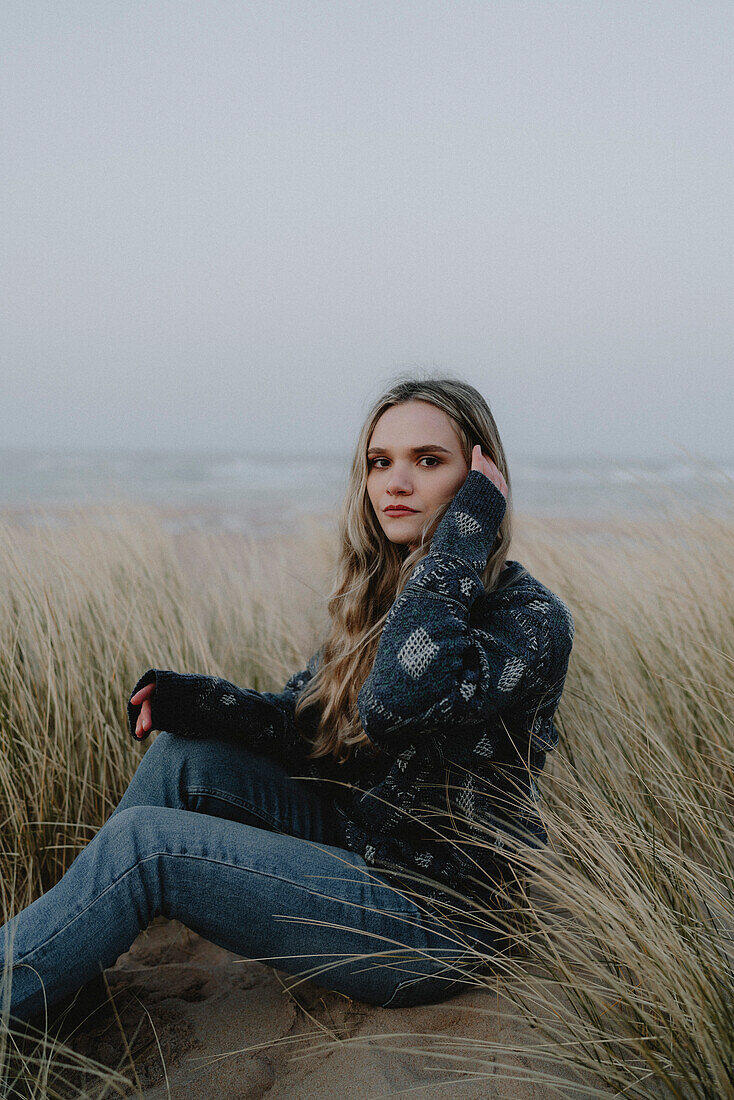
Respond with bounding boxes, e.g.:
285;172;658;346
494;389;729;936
381;946;479;1006
184;785;281;832
13;850;411;964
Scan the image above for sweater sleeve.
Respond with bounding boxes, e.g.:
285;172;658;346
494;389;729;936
126;650;322;764
357;469;555;756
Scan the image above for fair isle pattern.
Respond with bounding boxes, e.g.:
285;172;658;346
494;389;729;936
498;655;525;692
398;627;440;679
456;773;476;822
127;469;574;914
453;510;482;538
472;731;497;758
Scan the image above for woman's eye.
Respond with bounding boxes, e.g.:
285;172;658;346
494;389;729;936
368;456;440;468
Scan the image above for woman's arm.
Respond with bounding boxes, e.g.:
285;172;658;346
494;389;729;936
357;469;565;756
126;651;321;763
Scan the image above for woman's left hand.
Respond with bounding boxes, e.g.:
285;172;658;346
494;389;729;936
471;444;508;500
130;681;156;740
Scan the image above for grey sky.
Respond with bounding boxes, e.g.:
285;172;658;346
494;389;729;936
2;1;732;460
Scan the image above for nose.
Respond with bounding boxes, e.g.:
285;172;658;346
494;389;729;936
386;466;414;495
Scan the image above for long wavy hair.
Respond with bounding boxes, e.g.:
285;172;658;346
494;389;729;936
294;372;522;765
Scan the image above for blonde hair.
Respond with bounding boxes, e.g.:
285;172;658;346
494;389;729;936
294;371;521;764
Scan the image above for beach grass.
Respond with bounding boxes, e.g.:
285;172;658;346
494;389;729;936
0;489;732;1099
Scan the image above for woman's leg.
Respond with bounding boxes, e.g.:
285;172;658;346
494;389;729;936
109;729;505;988
107;728;344;845
1;733;502;1023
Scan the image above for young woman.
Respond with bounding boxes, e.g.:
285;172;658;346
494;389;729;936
1;376;574;1024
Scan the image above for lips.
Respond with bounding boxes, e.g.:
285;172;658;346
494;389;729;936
384;506;417;514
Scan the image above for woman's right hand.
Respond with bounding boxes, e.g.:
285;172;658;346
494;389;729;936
130;682;156;740
470;444;508;499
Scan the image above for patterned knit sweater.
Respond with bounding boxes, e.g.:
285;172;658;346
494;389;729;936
127;470;574;917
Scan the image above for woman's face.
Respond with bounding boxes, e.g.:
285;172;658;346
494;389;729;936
366;400;471;552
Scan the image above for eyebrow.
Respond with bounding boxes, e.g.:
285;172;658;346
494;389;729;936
366;444;453;457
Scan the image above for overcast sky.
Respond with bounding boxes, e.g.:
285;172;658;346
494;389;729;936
2;1;732;461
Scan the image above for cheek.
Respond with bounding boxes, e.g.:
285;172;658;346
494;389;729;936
432;468;456;492
434;469;466;507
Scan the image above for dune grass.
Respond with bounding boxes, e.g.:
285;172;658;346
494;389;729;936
0;487;732;1099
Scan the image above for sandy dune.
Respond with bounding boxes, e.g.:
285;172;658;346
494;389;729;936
47;915;603;1099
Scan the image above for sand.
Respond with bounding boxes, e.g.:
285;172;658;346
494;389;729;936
43;915;604;1099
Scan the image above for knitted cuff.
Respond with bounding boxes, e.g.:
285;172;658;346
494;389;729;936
127;667;209;742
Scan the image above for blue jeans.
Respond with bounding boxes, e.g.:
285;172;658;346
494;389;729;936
1;731;503;1024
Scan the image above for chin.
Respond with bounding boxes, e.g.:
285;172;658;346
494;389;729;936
385;532;411;549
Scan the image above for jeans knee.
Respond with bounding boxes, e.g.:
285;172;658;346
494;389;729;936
89;806;170;922
100;804;154;847
135;728;191;777
97;805;178;866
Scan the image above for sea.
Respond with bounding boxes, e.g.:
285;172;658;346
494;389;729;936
0;448;732;540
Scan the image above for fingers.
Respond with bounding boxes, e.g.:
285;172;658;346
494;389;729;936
134;705;150;739
136;699;152;737
130;683;155;705
471;445;508;498
131;686;155;739
471;443;493;476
